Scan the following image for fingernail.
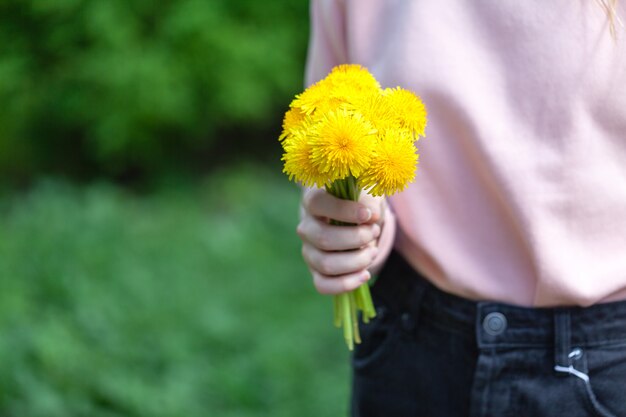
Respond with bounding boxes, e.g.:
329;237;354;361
361;271;371;282
357;207;372;223
372;224;381;238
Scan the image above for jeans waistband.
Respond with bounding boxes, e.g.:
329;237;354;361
374;251;626;351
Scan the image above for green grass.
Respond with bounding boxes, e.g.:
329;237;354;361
0;165;350;417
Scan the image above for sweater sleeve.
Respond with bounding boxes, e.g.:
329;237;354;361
305;0;348;86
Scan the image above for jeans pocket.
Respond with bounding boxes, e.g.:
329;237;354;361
574;345;626;417
352;305;399;372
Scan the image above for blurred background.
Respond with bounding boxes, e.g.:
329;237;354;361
0;1;350;416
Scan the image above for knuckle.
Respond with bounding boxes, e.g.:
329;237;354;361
296;222;306;238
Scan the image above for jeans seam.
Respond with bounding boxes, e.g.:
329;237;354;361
577;340;626;348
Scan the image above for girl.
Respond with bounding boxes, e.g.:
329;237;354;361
296;1;626;416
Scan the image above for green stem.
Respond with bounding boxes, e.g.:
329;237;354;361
354;286;364;311
333;295;341;328
349;291;360;345
358;283;376;320
341;293;353;350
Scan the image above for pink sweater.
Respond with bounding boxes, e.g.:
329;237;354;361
306;0;626;307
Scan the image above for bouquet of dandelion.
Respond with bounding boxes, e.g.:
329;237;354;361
279;64;427;350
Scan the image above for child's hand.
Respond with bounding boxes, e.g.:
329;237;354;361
297;188;385;295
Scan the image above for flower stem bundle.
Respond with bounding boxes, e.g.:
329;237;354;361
279;64;427;350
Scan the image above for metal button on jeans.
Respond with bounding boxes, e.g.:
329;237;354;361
483;312;507;336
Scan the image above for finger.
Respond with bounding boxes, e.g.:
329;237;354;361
358;193;386;225
303;188;382;224
296;216;381;251
311;269;372;295
302;244;378;276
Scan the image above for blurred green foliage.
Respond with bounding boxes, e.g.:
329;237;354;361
0;2;331;414
0;0;309;180
0;165;350;416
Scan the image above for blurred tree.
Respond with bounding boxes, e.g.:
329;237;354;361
0;0;309;182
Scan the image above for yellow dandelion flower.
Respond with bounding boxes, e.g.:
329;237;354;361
291;79;332;115
310;109;377;181
290;65;381;119
326;64;381;94
279;107;306;143
328;82;377;107
282;131;330;188
359;129;418;196
314;96;345;118
383;87;427;138
349;91;397;134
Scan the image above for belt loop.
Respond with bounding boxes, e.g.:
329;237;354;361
554;309;572;368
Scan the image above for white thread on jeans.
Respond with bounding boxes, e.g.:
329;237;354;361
554;365;590;382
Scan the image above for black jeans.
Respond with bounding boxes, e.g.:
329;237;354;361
351;251;626;417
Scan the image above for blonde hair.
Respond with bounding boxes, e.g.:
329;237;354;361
596;0;624;37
